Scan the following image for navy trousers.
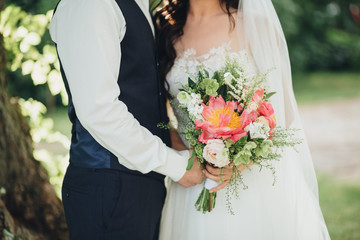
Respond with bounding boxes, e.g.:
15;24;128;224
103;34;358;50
62;164;166;240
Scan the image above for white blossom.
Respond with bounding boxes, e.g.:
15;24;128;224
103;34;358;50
184;93;203;121
246;122;270;139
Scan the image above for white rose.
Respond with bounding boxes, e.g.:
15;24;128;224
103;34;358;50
248;122;270;139
203;139;230;168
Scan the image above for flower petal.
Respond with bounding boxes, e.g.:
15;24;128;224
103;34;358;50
252;88;264;103
198;130;215;143
259;101;274;117
231;131;248;142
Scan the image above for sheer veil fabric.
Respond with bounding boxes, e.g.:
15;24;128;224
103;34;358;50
159;0;331;239
236;0;330;238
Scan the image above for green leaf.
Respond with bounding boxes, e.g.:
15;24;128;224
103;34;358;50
217;85;227;98
3;229;14;239
240;135;248;144
188;77;197;89
264;92;276;100
186;150;196;171
203;95;209;103
204;69;210;78
224;139;234;148
212;71;221;82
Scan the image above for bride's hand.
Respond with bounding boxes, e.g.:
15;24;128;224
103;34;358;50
204;162;253;193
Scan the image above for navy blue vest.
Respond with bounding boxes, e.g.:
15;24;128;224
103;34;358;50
56;0;170;180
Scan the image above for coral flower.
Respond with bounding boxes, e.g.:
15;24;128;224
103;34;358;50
195;96;248;143
259;101;277;134
252;88;264;104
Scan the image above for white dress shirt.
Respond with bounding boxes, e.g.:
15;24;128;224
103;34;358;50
50;0;188;181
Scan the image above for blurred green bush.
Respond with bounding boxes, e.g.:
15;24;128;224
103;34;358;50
0;3;68;197
2;0;359;108
3;0;60;110
274;0;360;72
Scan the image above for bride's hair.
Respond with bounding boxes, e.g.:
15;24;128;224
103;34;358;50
153;0;239;97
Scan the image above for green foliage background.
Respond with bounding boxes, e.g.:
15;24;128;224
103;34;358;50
274;0;360;72
2;0;359;109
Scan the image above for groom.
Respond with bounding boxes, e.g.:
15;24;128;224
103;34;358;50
50;0;202;239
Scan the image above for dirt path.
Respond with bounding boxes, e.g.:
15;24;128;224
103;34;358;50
299;98;360;181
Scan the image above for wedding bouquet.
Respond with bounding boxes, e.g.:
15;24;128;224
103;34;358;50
174;56;302;214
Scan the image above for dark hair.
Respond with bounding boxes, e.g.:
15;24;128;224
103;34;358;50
153;0;239;97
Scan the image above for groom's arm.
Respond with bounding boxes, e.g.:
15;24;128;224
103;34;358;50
50;0;194;182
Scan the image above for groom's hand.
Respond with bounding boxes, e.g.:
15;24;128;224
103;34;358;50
177;156;203;188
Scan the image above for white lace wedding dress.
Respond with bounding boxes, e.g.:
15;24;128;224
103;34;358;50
159;43;330;240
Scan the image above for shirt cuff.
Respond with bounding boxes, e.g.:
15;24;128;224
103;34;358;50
154;149;189;182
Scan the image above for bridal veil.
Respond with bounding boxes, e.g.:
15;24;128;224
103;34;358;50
237;0;330;238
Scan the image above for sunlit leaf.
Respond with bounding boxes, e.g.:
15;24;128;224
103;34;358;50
19;40;30;53
21;59;34;75
48;69;64;95
15;26;28;39
31;60;50;85
43;45;57;63
24;32;41;45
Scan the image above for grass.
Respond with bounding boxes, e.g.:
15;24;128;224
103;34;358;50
293;72;360;104
318;174;360;240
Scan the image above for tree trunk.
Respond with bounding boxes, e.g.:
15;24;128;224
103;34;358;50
0;1;68;239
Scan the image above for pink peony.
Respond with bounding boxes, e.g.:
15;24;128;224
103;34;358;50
195;96;248;143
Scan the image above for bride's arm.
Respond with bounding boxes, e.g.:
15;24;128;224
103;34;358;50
170;129;188;151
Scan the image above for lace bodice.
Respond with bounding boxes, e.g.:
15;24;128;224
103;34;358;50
167;43;257;147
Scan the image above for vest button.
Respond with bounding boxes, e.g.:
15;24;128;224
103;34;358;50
156;62;160;67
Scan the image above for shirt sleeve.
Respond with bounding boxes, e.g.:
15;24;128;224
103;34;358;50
50;0;188;181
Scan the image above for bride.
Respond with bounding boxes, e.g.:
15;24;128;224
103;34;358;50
155;0;331;239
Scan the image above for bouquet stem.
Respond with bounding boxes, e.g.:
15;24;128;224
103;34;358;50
195;179;219;213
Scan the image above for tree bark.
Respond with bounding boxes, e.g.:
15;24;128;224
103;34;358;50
0;0;68;239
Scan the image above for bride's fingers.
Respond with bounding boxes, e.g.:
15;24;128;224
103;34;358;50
205;164;219;175
205;164;232;176
204;169;232;183
203;169;221;182
209;180;229;193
